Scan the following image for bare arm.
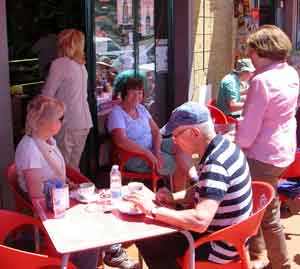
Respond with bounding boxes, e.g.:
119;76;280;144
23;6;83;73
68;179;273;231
149;118;162;156
154;198;220;233
111;128;157;164
129;191;220;233
227;99;244;112
23;168;46;200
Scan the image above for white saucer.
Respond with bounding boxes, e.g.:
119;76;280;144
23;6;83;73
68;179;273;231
70;190;99;203
117;201;143;215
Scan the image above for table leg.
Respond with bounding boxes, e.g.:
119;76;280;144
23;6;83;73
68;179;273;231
179;230;195;269
61;253;71;269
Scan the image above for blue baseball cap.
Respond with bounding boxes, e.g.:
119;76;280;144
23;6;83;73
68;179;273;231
160;102;211;136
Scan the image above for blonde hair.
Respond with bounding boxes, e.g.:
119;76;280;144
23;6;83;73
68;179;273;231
57;29;86;64
247;25;292;61
25;95;65;136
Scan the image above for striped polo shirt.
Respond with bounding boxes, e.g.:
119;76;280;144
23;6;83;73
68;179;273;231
195;134;252;264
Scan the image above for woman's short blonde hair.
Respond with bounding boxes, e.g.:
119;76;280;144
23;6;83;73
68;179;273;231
247;25;292;61
57;29;86;64
25;95;65;136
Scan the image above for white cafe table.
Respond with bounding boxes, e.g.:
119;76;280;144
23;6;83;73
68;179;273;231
33;188;195;269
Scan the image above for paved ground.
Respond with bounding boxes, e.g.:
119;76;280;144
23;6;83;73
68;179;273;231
103;207;300;269
282;210;300;268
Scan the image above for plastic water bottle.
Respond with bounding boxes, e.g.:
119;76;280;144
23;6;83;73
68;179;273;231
110;165;122;205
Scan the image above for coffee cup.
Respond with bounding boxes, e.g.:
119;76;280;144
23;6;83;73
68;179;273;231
128;182;144;193
77;182;95;198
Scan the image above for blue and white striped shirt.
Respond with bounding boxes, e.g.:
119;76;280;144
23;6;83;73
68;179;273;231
195;134;252;264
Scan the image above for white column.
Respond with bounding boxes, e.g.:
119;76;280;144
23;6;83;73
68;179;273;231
0;0;15;209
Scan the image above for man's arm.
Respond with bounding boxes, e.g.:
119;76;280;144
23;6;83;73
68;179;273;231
153;198;220;233
227;99;244;112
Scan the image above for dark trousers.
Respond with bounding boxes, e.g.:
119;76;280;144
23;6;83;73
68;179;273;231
136;231;211;269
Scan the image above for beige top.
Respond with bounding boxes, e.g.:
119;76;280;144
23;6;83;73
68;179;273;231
42;57;93;130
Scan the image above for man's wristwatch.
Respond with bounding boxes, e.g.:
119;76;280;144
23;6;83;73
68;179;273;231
150;206;159;218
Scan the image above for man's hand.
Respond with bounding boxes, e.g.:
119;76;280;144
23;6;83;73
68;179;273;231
145;150;159;168
124;192;156;216
155;187;175;208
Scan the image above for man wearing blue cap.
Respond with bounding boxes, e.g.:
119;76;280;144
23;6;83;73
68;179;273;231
127;102;252;269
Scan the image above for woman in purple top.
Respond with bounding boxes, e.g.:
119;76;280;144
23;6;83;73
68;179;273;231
236;25;299;269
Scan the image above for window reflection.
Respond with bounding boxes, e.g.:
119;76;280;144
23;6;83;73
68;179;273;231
94;0;155;114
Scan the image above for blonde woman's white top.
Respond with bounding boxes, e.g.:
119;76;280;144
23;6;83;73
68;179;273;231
15;135;66;193
42;57;93;130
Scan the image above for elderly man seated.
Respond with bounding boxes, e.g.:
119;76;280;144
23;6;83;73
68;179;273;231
127;102;253;269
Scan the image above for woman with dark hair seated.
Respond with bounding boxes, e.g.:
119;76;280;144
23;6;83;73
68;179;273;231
108;70;192;191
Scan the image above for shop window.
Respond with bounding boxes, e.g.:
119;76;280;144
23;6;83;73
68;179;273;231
297;0;300;49
6;0;83;146
94;0;155;116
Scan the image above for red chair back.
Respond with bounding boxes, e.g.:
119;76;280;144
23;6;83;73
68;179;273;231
0;209;75;269
207;104;228;124
226;115;238;124
180;181;274;269
281;151;300;179
6;163;33;213
207;98;217;106
6;163;90;214
112;143;161;192
66;166;91;184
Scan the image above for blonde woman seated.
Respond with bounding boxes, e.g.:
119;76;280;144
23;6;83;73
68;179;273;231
15;95;139;269
15;95;99;269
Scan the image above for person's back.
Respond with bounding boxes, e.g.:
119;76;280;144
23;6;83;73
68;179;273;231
238;62;299;167
217;58;255;118
217;71;241;116
195;134;252;262
45;57;92;130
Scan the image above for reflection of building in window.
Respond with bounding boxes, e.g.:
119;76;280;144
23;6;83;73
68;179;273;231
145;6;151;35
140;0;154;36
123;0;129;24
297;1;300;48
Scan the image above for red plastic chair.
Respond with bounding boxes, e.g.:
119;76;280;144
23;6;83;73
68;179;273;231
207;104;228;124
226;115;238;124
0;209;76;269
278;151;300;204
179;181;275;269
112;144;161;192
207;98;217;106
6;163;91;214
281;151;300;179
5;163;91;255
6;163;34;214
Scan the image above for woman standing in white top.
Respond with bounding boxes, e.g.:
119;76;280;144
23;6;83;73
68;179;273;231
42;29;93;170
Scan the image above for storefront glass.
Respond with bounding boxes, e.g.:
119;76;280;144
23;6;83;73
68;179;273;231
94;0;155;115
297;0;300;49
